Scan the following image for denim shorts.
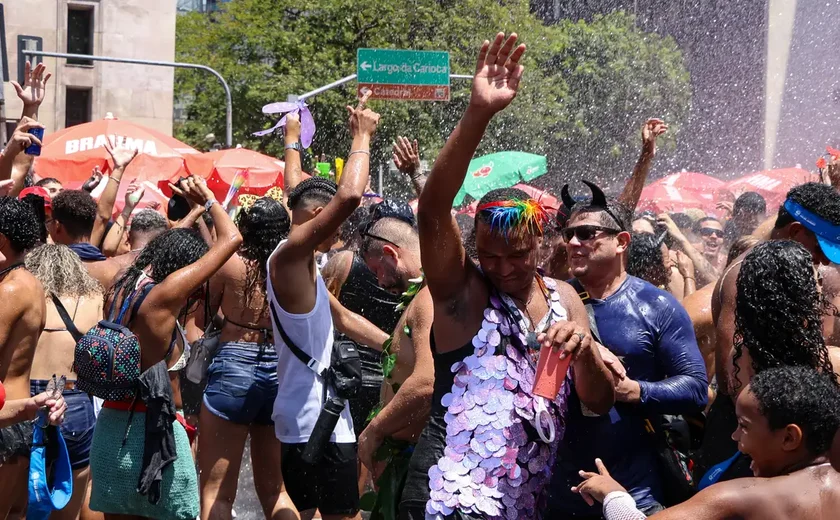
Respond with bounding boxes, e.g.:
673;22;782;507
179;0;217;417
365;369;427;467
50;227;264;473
203;342;278;425
31;379;95;470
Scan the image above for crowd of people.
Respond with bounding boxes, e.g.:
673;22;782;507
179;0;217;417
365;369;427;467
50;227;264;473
1;33;840;520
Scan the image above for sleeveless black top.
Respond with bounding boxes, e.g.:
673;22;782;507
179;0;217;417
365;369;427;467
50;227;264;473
337;253;401;382
399;328;473;516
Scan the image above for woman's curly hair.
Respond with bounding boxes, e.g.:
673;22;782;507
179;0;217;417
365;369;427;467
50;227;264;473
25;244;102;298
109;228;209;312
627;232;670;288
732;240;836;391
235;197;290;310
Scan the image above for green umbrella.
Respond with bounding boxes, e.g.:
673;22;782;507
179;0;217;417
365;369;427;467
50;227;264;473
452;151;548;206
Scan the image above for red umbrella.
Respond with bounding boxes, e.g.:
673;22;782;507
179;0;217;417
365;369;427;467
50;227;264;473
638;182;709;214
725;168;819;212
640;171;727;215
184;147;286;201
33;116;206;184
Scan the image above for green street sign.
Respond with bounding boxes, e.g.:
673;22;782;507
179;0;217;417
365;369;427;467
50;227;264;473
357;48;450;101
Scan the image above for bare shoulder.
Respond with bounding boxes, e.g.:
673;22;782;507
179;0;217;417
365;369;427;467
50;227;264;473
712;255;743;321
683;283;715;322
407;287;434;328
828;347;840;382
322;250;353;288
0;269;43;304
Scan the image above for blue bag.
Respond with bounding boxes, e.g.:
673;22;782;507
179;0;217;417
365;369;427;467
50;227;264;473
27;384;73;519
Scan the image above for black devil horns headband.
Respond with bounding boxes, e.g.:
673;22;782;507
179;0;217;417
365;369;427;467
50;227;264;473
559;180;627;231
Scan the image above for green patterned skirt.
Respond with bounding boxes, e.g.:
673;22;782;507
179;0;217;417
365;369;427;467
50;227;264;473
89;408;199;520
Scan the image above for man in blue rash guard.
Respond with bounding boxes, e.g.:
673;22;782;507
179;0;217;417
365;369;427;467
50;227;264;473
545;181;708;519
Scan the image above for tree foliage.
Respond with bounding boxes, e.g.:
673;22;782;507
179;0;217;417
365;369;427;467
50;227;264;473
175;0;690;200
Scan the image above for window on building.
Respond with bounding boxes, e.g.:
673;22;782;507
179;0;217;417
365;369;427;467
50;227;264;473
67;6;93;65
65;88;92;128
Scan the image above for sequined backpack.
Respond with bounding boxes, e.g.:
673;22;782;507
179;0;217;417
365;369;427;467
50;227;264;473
74;284;154;401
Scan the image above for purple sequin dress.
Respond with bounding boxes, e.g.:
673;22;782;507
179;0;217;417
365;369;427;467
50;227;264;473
425;278;570;520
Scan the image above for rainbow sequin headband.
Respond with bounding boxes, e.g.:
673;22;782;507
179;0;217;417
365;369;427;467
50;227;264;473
475;198;550;237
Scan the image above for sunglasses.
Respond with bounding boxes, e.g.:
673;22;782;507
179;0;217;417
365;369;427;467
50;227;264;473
562;225;621;242
363;229;400;249
700;227;724;238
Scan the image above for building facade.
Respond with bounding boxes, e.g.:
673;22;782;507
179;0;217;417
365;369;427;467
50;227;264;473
2;0;176;136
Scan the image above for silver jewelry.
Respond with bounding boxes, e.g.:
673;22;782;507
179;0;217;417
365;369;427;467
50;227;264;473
348;149;370;157
575;332;586;342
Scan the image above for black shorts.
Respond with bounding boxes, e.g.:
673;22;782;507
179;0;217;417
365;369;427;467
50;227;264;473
281;441;359;515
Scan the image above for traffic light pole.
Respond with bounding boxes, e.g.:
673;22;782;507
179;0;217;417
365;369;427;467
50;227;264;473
22;50;233;148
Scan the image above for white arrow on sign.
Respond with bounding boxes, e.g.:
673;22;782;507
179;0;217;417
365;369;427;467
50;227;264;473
360;61;372;71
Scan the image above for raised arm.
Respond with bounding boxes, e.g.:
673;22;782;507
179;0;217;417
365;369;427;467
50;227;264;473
322;249;353;297
169;181;207;232
283;113;305;197
148;176;242;313
658;213;719;285
329;292;388;350
270;94;377;311
12;61;51;121
101;183;143;256
0;119;43;195
92;143;138;247
417;33;526;303
618;118;668;210
393;136;426;197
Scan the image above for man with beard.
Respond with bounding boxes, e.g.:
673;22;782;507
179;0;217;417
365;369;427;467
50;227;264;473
573;366;840;520
401;32;615;520
543;119;667;281
546;182;708;518
356;217;434;517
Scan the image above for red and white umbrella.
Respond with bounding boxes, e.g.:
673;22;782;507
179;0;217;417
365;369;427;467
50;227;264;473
725;168;818;212
638;172;726;215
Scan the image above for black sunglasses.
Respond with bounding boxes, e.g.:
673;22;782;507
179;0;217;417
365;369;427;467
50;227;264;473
699;227;724;238
363;228;400;248
562;225;621;242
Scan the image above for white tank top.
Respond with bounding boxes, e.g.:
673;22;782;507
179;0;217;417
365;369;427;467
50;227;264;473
266;240;356;444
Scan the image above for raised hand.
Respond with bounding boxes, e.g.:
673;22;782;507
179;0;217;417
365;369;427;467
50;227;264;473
177;176;215;207
125;182;145;211
393;136;421;175
470;32;527;114
82;166;104;193
641;118;668;155
285;112;302;141
11;61;52;108
3;118;44;158
346;89;379;138
0;179;16;197
104;141;138;171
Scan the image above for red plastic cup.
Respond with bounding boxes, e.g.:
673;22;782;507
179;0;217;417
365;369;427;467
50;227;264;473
533;345;572;399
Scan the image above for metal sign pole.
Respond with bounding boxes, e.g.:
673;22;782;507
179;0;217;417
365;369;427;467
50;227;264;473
22;50;233;148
